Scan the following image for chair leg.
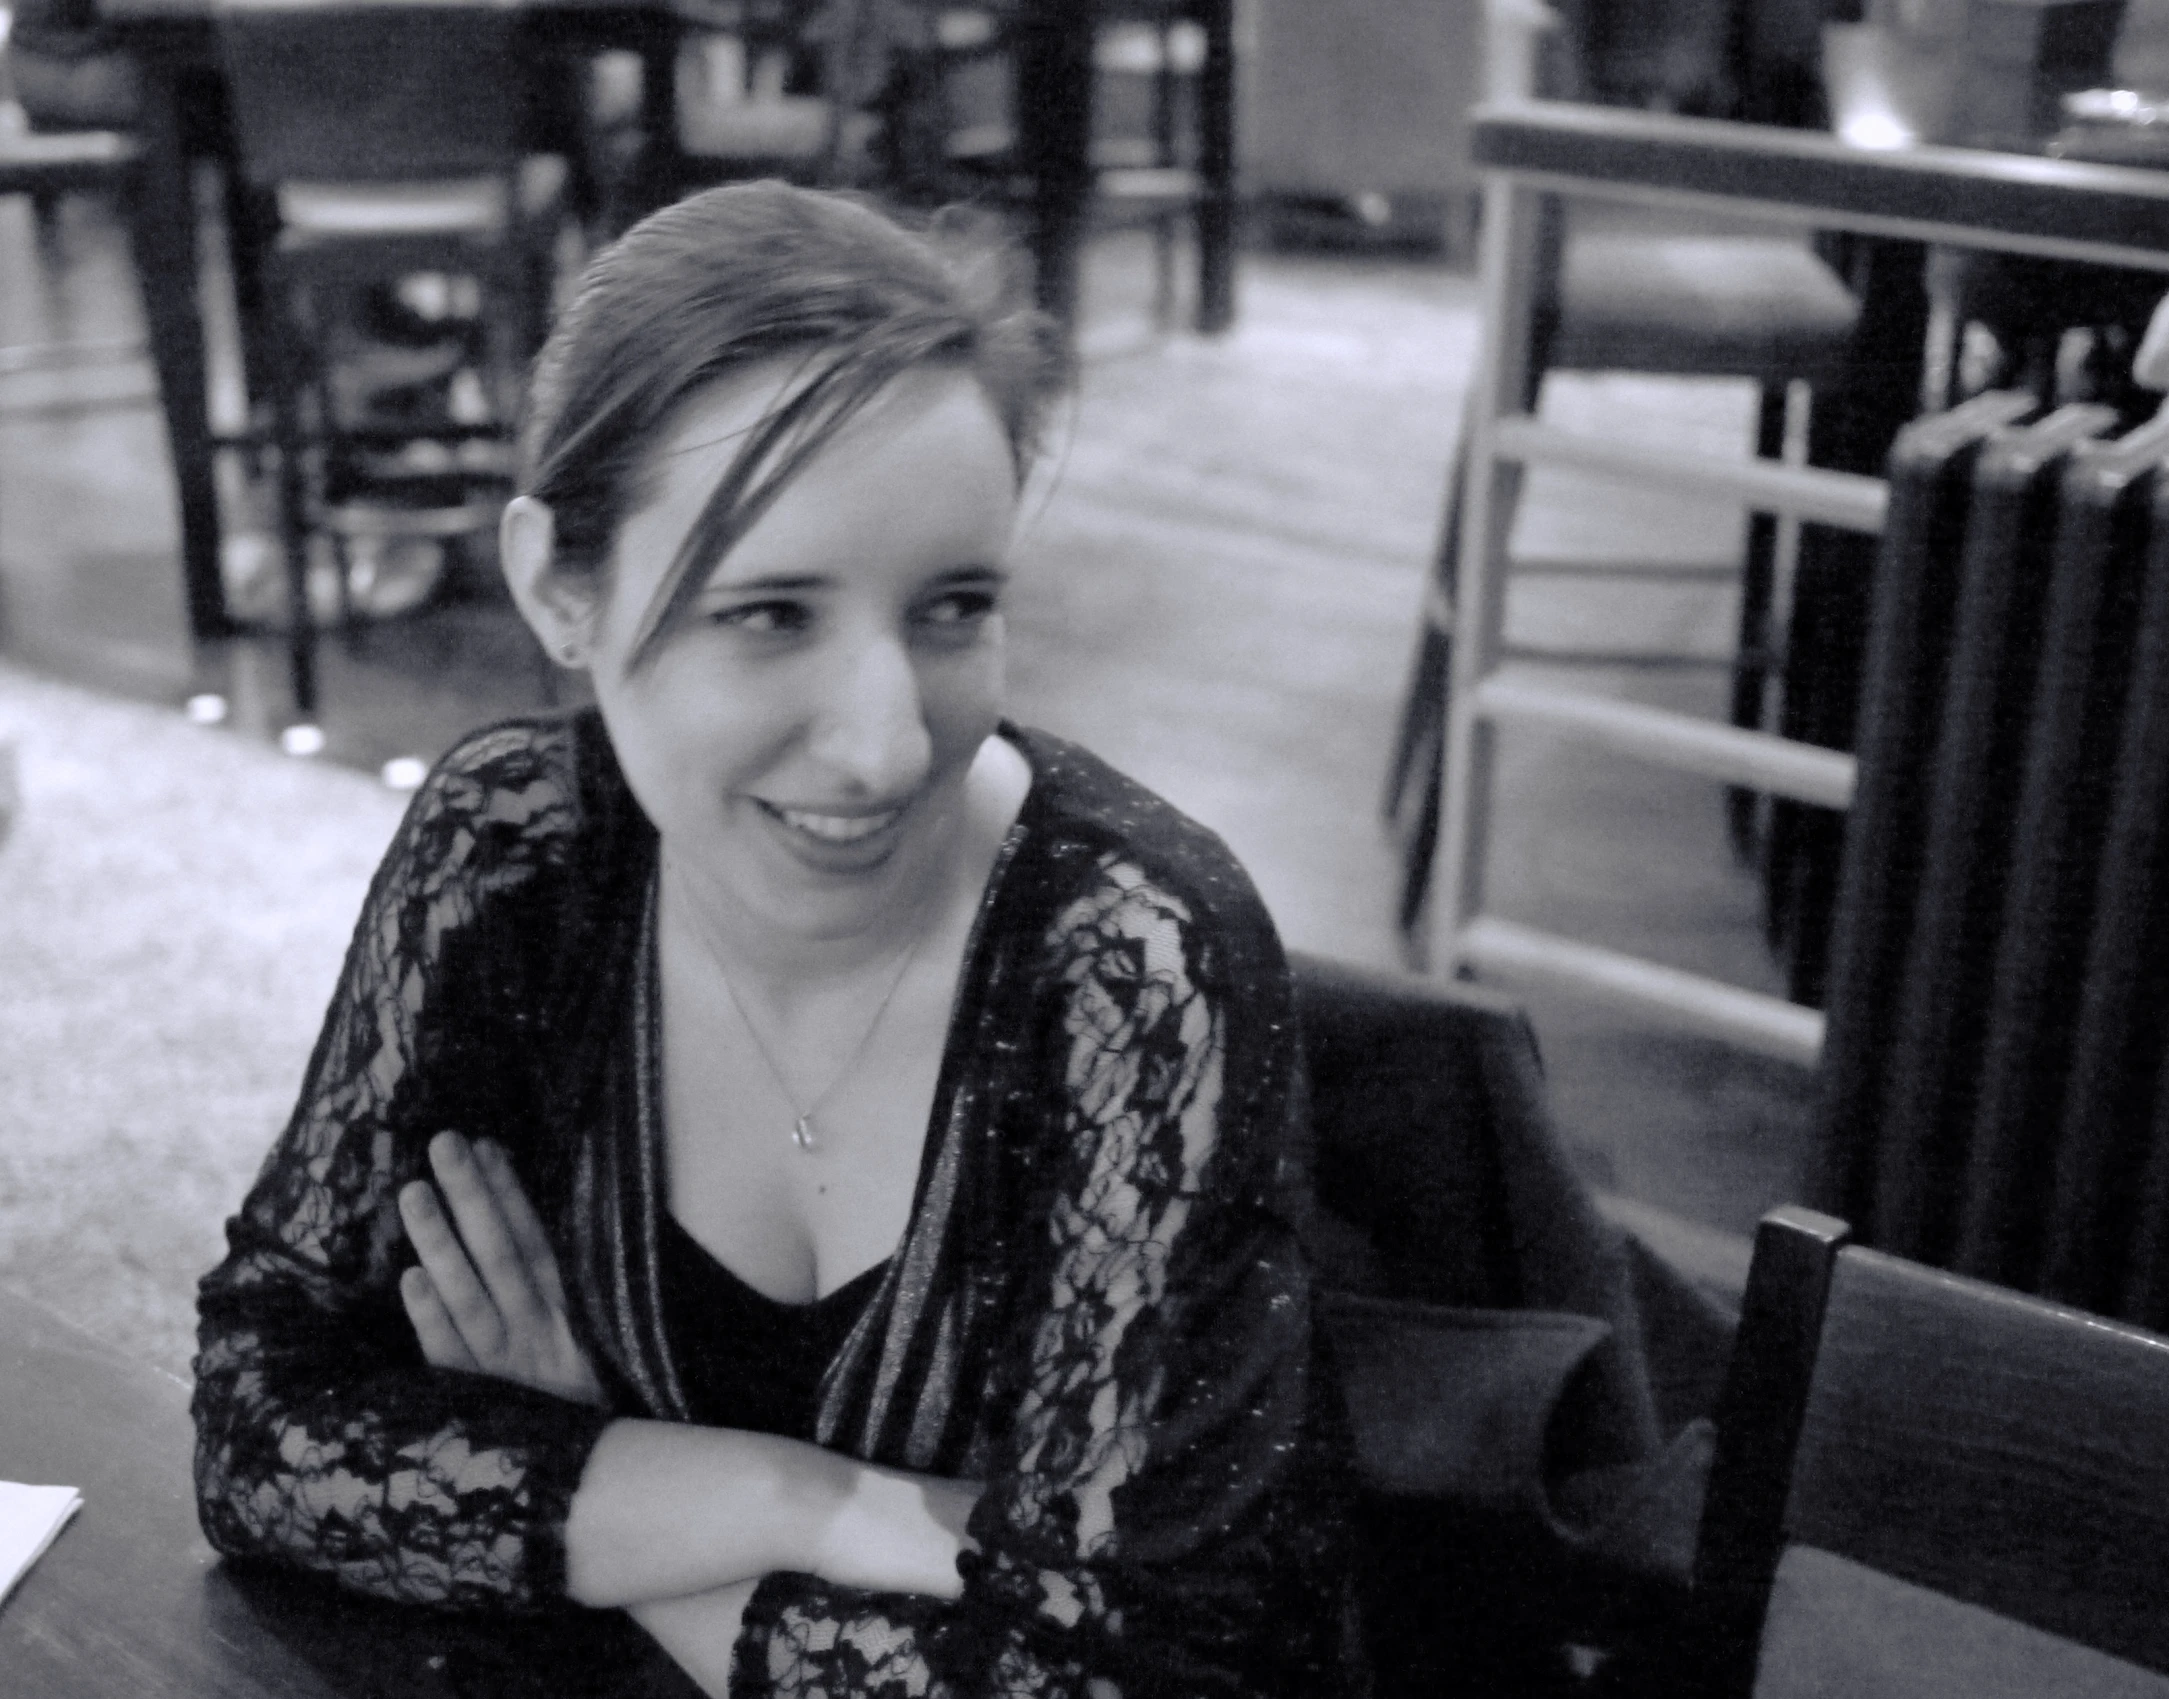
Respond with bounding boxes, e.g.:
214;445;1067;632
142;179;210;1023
1386;412;1476;944
1386;438;1465;826
1726;381;1791;860
1151;12;1179;330
1392;625;1448;946
266;284;319;721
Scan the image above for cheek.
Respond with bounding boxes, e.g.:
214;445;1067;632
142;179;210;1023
921;635;1007;752
591;656;799;810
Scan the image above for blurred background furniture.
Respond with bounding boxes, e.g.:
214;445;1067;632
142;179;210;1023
0;124;144;387
651;0;1238;332
917;0;1237;331
1422;100;2169;1076
216;2;564;724
88;0;684;650
83;0;1240;673
23;0;234;641
662;0;882;190
1691;1205;2169;1697
1241;0;1484;260
0;89;153;545
1384;0;1860;941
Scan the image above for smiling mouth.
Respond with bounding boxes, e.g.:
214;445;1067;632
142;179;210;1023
761;801;908;845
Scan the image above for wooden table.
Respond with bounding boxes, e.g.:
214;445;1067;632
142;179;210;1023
0;1284;662;1697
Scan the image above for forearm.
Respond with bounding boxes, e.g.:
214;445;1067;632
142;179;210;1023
563;1419;973;1609
630;1578;760;1698
191;1333;614;1610
565;1420;843;1607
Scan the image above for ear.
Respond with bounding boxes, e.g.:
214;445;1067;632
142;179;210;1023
500;496;596;669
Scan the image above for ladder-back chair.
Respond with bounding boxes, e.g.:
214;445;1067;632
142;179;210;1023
1690;1205;2169;1697
218;1;562;729
1384;0;1859;937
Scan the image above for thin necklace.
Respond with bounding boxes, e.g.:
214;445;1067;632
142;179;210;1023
704;895;938;1154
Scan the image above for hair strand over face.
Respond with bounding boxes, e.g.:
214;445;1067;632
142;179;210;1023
517;181;1069;665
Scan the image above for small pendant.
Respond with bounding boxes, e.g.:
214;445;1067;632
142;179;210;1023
792;1114;817;1153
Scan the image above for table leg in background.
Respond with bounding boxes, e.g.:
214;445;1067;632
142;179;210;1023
127;45;229;641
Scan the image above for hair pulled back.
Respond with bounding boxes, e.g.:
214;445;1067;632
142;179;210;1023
519;181;1068;666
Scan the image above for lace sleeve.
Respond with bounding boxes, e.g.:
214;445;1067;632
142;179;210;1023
189;725;617;1612
731;859;1346;1699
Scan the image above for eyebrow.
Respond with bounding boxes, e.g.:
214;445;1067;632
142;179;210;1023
701;563;1011;594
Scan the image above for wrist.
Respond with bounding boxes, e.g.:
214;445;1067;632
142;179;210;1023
785;1441;859;1579
566;1420;852;1607
804;1462;972;1600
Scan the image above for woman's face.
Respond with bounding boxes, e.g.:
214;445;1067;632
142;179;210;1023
581;361;1019;942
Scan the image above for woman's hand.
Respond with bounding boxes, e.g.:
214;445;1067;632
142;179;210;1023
398;1131;606;1407
565;1420;981;1608
810;1463;978;1601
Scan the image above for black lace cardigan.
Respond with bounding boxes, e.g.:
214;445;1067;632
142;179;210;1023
191;712;1359;1699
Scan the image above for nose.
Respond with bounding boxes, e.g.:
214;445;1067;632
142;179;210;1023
807;626;933;798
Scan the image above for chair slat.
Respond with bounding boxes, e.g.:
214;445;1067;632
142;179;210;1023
1691;1206;1850;1692
1787;1249;2169;1672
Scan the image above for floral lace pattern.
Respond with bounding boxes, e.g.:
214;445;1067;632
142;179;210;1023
737;826;1350;1699
191;715;1355;1694
192;725;608;1610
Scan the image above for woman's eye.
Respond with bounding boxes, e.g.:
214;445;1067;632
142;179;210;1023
918;588;1000;628
709;600;810;635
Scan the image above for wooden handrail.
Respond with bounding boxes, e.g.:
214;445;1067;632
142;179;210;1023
1471;102;2169;270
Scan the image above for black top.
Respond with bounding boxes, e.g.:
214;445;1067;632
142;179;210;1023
659;1213;889;1439
193;711;1357;1699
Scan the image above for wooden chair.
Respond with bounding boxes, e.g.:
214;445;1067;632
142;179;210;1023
0;126;143;383
661;0;880;192
1689;1205;2169;1698
1384;0;1860;939
217;2;564;727
909;1;1234;333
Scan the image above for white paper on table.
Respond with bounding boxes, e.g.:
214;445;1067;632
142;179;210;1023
0;1481;82;1608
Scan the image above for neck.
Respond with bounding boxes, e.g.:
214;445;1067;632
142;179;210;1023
659;841;951;995
656;733;1031;997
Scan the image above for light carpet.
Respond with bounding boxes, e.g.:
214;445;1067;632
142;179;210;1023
0;661;407;1375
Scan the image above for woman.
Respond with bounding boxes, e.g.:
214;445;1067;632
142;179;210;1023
192;182;1357;1699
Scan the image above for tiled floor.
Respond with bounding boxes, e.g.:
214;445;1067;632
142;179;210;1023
0;185;1815;1244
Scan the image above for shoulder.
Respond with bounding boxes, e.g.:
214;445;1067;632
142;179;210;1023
1001;731;1305;1207
1006;727;1287;1017
376;709;631;914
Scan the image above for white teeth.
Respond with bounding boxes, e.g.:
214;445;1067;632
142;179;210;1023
774;806;902;844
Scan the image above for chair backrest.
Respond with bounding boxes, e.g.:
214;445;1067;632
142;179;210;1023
1694;1205;2169;1697
216;3;523;187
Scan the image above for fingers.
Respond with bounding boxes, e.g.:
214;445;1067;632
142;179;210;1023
426;1131;549;1333
401;1266;482;1373
472;1137;569;1311
398;1132;600;1400
399;1166;507;1361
